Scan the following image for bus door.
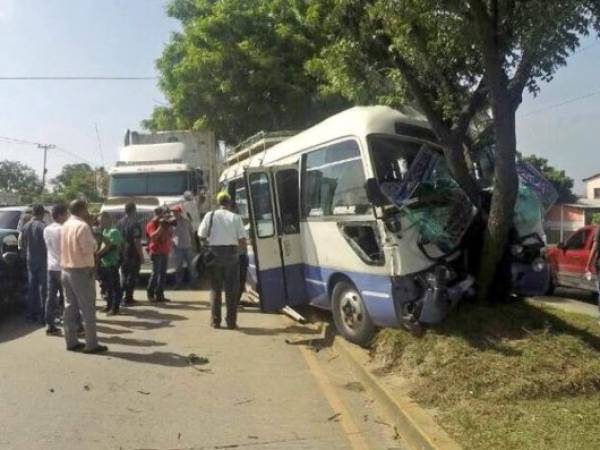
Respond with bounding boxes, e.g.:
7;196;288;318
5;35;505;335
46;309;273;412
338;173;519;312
245;166;307;312
272;166;307;306
246;168;287;311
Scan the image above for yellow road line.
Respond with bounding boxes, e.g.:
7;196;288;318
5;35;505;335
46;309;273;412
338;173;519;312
297;345;370;450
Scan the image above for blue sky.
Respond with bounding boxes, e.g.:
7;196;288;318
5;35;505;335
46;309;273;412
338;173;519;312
0;0;598;194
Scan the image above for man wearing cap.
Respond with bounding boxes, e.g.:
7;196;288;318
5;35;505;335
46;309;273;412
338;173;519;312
172;205;195;289
198;192;247;329
146;207;172;302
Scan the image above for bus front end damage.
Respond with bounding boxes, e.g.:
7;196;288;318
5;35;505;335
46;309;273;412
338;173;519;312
368;144;477;330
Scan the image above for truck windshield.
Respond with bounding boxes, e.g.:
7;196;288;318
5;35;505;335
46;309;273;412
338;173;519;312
109;172;189;196
0;210;21;230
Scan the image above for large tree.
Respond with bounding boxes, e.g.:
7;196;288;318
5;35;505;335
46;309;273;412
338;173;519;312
0;160;40;204
145;0;349;143
52;163;104;203
308;0;599;299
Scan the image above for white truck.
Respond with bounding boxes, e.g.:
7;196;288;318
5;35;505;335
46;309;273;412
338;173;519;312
101;129;220;272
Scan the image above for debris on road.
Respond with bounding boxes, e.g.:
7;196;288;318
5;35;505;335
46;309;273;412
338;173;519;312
344;381;365;392
83;384;91;391
327;412;342;422
49;388;55;393
234;399;254;406
136;390;150;395
187;353;212;373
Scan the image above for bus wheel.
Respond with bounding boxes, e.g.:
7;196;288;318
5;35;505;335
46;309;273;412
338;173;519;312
332;281;375;347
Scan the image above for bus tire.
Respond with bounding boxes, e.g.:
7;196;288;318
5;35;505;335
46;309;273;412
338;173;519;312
331;281;375;347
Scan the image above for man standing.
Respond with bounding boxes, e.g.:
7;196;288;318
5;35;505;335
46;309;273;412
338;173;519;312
117;202;144;305
585;224;600;322
97;212;123;315
61;199;107;353
43;204;68;335
19;204;48;324
198;192;247;329
146;207;172;302
172;205;195;289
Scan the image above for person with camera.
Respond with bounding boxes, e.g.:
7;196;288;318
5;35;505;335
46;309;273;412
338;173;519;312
198;192;247;329
146;206;173;302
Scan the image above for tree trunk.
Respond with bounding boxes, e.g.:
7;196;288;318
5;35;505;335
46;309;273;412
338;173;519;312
477;93;519;302
444;140;481;208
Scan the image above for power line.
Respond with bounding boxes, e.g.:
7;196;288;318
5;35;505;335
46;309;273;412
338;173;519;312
0;76;156;81
518;89;600;119
0;135;98;166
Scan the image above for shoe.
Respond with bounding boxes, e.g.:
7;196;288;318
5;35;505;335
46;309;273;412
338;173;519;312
83;345;109;354
211;322;221;329
46;326;61;336
226;323;238;330
146;290;155;301
123;298;138;306
102;306;111;313
107;309;118;316
67;342;85;352
156;297;170;303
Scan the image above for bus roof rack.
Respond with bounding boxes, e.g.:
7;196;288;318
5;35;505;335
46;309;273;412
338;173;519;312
225;130;297;167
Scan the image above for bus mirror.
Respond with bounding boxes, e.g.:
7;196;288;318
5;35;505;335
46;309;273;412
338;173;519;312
365;178;387;207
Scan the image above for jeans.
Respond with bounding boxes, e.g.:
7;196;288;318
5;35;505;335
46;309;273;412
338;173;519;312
27;266;47;322
45;270;63;326
209;246;240;327
62;268;98;351
174;246;195;286
147;253;168;299
121;259;140;301
98;265;122;311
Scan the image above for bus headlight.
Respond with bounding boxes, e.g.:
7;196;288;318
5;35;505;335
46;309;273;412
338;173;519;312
531;258;546;272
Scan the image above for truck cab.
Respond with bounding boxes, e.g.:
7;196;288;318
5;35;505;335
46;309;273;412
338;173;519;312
546;225;598;293
101;131;219;273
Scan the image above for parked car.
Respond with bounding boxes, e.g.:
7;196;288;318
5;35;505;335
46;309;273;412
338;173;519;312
0;205;52;232
546;225;598;295
0;231;23;314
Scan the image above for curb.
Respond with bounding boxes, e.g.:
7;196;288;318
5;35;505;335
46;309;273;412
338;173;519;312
332;334;462;450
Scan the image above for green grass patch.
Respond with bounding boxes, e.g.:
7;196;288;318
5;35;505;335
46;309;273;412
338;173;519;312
372;300;600;450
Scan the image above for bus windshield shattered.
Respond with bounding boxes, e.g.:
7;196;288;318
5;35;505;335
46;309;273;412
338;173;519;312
368;135;476;257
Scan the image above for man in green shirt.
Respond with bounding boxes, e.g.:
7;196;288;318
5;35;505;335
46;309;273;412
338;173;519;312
97;212;123;315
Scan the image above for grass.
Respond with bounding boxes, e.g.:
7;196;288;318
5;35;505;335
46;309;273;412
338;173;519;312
371;300;600;450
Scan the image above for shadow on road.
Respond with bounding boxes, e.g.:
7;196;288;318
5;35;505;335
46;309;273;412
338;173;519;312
100;335;167;347
104;350;192;368
0;318;42;344
96;324;133;335
239;324;322;337
99;318;175;330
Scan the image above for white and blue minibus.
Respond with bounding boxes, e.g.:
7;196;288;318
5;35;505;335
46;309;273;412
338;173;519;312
220;106;476;345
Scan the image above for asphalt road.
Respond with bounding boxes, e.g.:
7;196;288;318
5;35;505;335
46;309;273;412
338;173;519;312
0;288;405;450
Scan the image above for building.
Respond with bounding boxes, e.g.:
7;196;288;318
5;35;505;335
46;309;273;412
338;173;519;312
544;174;600;243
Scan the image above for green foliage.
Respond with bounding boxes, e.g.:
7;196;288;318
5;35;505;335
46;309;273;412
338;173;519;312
51;163;104;203
146;0;350;143
522;154;576;203
0;160;40;204
592;213;600;226
373;302;600;449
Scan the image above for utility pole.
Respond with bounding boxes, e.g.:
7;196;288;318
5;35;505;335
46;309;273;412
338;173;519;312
38;143;56;194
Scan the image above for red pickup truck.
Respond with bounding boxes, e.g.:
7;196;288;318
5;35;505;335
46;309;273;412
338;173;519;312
546;225;598;294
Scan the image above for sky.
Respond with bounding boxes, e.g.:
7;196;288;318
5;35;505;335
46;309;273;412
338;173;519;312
0;0;598;194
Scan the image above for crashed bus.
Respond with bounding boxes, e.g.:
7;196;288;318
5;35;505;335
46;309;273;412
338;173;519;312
220;106;480;345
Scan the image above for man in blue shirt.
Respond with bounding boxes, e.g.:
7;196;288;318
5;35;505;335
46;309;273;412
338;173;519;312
19;204;48;324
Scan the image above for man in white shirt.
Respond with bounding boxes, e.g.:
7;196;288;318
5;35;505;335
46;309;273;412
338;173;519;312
43;204;69;335
198;192;247;329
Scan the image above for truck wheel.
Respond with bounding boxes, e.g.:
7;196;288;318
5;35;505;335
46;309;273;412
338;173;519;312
331;281;375;347
546;277;556;296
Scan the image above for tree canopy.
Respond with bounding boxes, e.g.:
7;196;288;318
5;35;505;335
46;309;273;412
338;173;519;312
0;160;40;204
51;163;104;203
145;0;349;143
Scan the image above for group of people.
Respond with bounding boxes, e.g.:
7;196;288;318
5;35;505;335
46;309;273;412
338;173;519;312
17;190;248;353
